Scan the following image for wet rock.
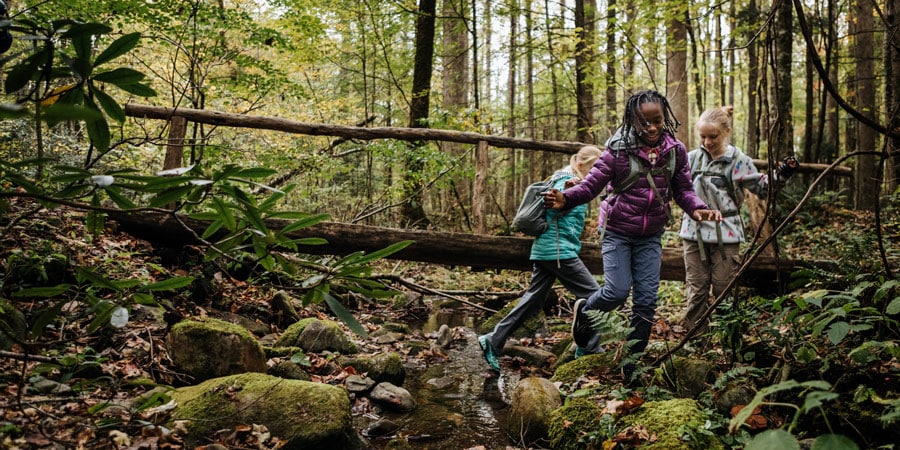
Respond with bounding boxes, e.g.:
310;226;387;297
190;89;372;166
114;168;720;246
170;373;363;449
363;418;402;437
345;374;376;393
502;344;556;367
275;318;358;354
29;376;72;395
166;317;266;381
373;332;403;344
425;376;456;390
370;382;416;412
507;377;562;446
435;324;453;348
477;299;546;338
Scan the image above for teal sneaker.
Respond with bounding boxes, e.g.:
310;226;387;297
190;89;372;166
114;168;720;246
574;346;586;359
478;335;501;372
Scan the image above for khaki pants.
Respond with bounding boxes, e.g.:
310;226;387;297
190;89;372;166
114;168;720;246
682;239;740;339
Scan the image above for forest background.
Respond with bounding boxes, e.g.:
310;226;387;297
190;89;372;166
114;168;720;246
0;0;899;448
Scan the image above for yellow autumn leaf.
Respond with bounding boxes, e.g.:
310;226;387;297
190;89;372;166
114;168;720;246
40;84;77;106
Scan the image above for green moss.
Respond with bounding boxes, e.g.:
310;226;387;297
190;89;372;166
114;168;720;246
170;317;258;342
618;398;723;450
275;317;318;347
551;352;617;385
547;397;604;450
170;373;356;449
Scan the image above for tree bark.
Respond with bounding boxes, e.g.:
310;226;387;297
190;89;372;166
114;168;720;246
746;0;760;157
574;0;596;143
854;0;878;210
441;0;471;226
605;0;617;136
666;1;689;144
771;0;794;161
402;0;438;228
890;0;900;193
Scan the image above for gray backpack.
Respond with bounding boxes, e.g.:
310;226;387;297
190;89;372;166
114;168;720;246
512;178;555;236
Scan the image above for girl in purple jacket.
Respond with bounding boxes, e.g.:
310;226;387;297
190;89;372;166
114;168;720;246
543;90;721;384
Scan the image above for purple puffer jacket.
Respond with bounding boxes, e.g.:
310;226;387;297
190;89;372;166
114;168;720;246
562;130;709;238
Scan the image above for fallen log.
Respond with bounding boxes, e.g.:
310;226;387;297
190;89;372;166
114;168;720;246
108;210;830;287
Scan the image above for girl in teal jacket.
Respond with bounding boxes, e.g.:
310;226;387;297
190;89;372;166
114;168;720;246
478;145;602;372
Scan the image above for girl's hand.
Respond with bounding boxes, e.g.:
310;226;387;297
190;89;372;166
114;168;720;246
564;177;581;188
692;209;723;222
543;189;566;209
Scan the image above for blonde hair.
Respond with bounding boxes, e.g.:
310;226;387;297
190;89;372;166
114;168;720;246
696;105;734;137
569;145;602;178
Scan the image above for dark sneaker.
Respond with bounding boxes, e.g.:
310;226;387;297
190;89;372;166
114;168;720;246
478;335;501;372
571;299;592;348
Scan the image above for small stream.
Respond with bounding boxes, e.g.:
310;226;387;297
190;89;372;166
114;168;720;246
359;307;526;449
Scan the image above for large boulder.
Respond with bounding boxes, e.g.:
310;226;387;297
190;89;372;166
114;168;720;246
166;317;266;381
507;377;563;446
170;373;363;449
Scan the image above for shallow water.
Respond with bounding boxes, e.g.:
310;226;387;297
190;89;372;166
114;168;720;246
360;309;525;449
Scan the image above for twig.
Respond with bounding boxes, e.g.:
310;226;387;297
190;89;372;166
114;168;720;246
373;274;500;314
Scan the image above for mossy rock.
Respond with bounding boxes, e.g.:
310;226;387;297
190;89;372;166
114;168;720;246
618;398;723;450
507;377;563;446
339;352;405;385
275;318;358;354
166;317;266;381
476;299;546;338
550;352;617;385
547;397;604;450
170;373;362;449
661;356;713;398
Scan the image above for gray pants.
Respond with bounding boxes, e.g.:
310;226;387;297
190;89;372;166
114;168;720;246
484;258;600;353
682;239;740;338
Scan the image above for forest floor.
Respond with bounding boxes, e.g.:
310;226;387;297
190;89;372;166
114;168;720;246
0;195;898;449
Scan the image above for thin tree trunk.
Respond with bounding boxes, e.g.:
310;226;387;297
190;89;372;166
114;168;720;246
889;0;900;193
526;1;536;188
746;0;760;157
575;0;596;143
605;0;617;136
545;0;562;142
442;0;471;230
770;0;794;161
855;0;877;210
402;0;438;229
506;0;518;222
666;2;689;143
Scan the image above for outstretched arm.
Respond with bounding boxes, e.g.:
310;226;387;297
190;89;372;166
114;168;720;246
543;189;566;210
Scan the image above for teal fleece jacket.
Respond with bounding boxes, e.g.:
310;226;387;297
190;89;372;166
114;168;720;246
530;167;588;261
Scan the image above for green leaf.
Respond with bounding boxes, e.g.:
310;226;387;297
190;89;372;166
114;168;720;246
288;237;328;246
42;104;103;123
201;219;225;239
132;292;158;306
342;240;413;266
11;285;72;298
92;86;125;122
30;300;66;338
803;391;839;412
60;22;112;39
745;429;800;450
115;82;156;97
826;321;850;345
93;32;141;67
103;187;136;209
235;167;277;178
143;276;195;292
92;67;145;85
86;117;111;152
212;197;237;230
148;185;194;207
886;297;900;315
811;434;859;450
323;292;368;338
280;213;329;234
76;267;123;291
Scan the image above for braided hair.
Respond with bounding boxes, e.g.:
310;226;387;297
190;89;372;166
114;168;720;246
619;90;680;144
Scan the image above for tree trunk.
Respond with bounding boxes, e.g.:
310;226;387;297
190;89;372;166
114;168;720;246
575;0;596;144
506;0;518;222
770;0;794;161
890;0;900;193
442;0;471;227
605;0;617;136
745;0;760;157
666;2;689;143
855;0;878;210
402;0;438;229
544;0;562;141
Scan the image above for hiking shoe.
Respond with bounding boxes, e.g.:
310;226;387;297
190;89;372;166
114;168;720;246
574;346;587;359
478;335;501;372
571;299;592;348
